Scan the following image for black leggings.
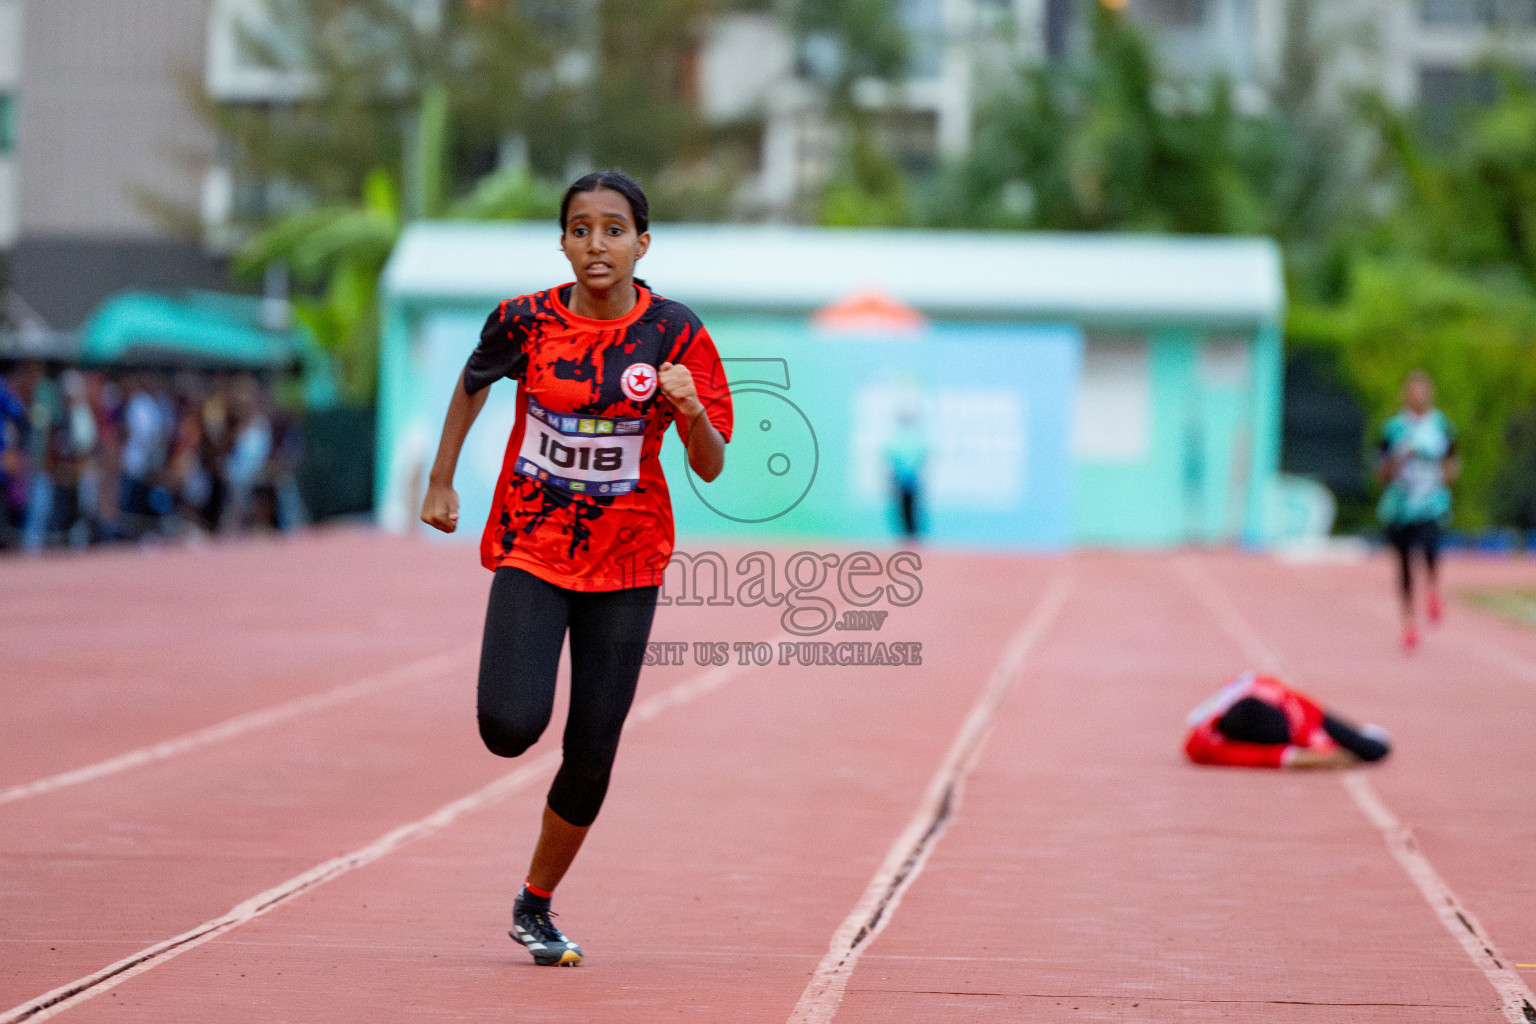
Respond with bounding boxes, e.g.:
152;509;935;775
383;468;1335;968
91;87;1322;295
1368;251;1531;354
477;567;659;827
1385;519;1441;602
1216;697;1391;762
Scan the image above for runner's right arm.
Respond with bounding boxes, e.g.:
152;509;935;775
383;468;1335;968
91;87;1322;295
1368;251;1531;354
421;370;491;533
1375;421;1401;485
422;301;529;533
1184;722;1289;768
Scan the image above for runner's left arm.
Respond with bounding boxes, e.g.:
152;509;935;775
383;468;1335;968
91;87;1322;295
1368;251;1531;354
658;362;726;482
659;321;733;484
1442;423;1461;484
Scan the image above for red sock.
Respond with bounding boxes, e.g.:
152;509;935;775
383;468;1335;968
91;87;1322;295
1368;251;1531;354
523;879;554;900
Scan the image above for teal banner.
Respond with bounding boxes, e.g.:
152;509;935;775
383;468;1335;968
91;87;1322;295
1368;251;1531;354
664;317;1082;549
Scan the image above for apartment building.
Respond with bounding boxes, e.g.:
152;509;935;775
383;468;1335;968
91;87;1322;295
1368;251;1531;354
709;0;1536;214
700;0;1033;216
0;1;19;254
1127;0;1536;121
3;0;1535;329
4;0;225;332
1405;0;1536;125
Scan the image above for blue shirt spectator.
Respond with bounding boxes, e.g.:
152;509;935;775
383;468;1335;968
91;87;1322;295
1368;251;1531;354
0;368;34;541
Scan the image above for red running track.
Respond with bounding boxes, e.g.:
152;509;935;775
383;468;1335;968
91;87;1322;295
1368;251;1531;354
1;532;1534;1022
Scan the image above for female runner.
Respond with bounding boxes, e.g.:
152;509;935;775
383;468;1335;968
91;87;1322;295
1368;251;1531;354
420;171;733;965
1376;369;1458;653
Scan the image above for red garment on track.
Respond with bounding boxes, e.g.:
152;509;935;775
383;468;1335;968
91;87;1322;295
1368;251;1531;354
1184;673;1339;768
464;284;733;591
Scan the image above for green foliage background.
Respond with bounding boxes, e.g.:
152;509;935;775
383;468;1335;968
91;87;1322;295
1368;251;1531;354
1286;71;1536;529
1290;263;1536;528
849;1;1536;531
208;0;1536;529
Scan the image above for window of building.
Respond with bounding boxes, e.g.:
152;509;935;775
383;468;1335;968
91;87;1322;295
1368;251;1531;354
1419;63;1536;144
1073;338;1152;463
0;93;15;154
879;109;939;175
1422;0;1536;27
1044;0;1077;59
1419;65;1499;139
899;0;945;79
1424;0;1492;25
1501;0;1536;24
1137;0;1208;29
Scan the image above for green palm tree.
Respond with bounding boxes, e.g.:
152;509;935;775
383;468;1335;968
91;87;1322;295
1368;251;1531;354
236;92;560;406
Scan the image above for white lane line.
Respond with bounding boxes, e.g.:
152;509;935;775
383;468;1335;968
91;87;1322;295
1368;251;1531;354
787;571;1072;1024
1177;558;1536;1024
1172;560;1290;676
0;750;560;1024
1342;772;1536;1023
1;654;757;1024
0;648;476;807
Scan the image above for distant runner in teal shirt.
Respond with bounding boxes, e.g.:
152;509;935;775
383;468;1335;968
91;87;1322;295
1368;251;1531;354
1376;370;1459;653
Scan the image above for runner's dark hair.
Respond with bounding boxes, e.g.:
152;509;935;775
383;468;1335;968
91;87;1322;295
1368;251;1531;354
560;171;650;235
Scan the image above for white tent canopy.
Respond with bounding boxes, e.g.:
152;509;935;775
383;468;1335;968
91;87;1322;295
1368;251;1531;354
382;223;1283;323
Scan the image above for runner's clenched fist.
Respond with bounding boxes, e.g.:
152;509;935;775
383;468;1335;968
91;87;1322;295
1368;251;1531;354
658;361;702;419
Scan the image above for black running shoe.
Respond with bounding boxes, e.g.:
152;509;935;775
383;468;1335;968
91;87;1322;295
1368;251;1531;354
510;893;582;966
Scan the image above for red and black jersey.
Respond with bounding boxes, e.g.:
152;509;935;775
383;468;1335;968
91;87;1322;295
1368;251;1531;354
1183;673;1338;768
463;283;732;592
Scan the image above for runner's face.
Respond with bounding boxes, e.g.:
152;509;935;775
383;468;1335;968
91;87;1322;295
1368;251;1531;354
1404;375;1433;413
561;189;650;294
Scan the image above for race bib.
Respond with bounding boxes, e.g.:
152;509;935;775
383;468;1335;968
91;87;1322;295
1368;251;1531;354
1399;457;1442;503
1394;417;1449;504
515;396;646;496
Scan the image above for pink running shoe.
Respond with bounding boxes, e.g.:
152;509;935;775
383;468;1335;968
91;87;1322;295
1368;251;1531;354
1427;591;1443;624
1402;622;1420;653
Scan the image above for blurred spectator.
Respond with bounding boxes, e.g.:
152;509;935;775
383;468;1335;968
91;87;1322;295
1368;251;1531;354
270;403;308;531
118;372;174;538
92;373;125;535
0;361;37;549
22;364;65;551
41;370;101;547
167;377;215;534
221;374;273;533
0;361;308;554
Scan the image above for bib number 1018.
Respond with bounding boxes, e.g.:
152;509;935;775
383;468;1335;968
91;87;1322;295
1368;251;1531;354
538;431;625;472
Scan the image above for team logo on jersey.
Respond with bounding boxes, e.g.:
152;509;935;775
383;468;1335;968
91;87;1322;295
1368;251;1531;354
621;363;659;402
